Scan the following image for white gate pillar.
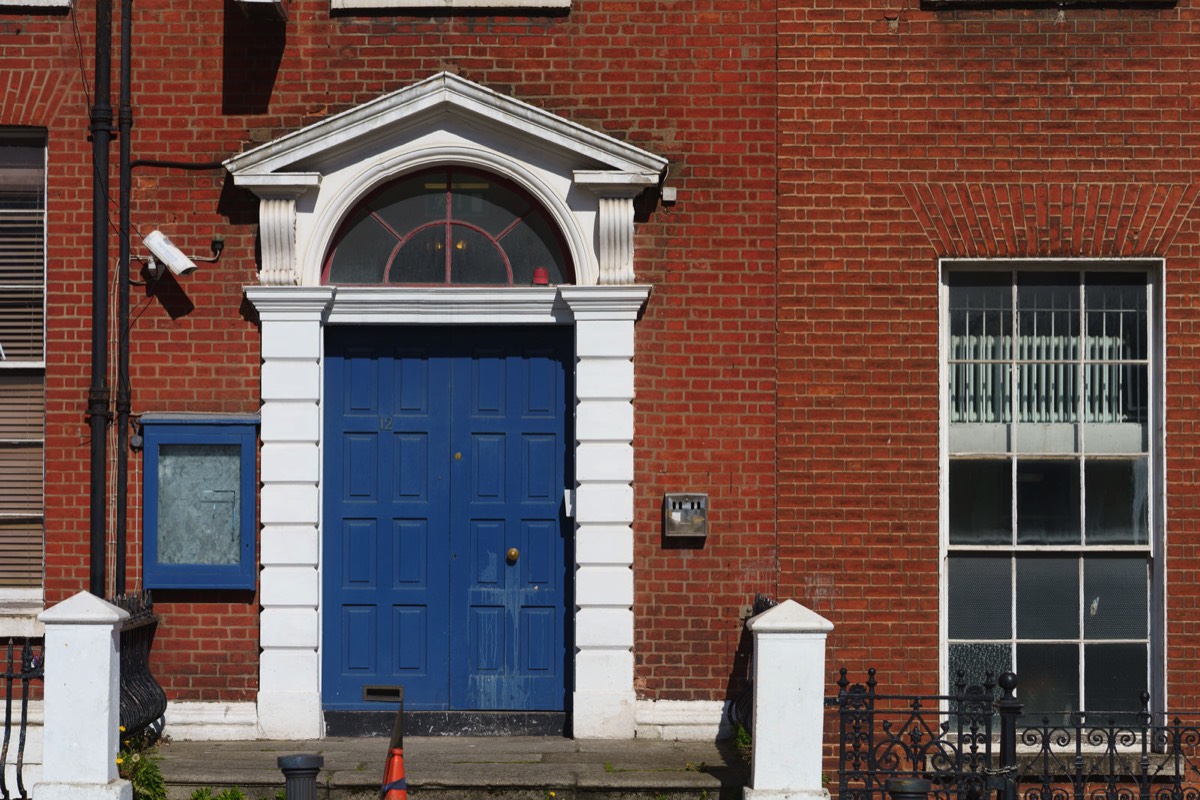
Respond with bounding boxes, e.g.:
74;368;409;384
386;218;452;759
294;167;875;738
35;591;132;800
745;599;834;800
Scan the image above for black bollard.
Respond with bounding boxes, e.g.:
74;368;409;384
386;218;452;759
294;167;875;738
887;778;932;800
278;753;324;800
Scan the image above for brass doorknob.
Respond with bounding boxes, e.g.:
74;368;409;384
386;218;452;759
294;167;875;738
506;547;520;563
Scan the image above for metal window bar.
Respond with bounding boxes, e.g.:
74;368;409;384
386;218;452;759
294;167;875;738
0;638;42;800
950;333;1136;426
831;671;1200;800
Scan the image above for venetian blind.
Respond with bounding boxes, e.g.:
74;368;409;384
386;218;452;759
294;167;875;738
0;132;45;588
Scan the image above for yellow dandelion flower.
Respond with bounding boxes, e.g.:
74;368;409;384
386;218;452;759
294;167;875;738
116;757;124;765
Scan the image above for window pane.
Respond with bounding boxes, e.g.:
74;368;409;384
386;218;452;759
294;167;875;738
324;167;572;286
1018;272;1079;343
448;225;510;285
0;132;44;591
1085;460;1148;544
1083;558;1147;639
1017;459;1081;544
391;227;449;284
1017;273;1079;424
949;460;1011;544
948;556;1011;639
373;171;448;232
1016;556;1078;639
949;274;1012;425
1084;644;1147;715
502;213;568;286
157;444;242;566
1016;643;1079;721
326;210;396;284
450;176;524;235
949;642;1012;686
1086;273;1147;362
1084;361;1147;428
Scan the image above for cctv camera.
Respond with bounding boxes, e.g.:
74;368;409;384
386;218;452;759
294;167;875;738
144;230;198;276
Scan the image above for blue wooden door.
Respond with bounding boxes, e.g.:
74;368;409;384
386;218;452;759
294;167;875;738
322;326;573;712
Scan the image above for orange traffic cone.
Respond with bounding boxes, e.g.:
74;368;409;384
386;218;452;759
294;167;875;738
381;746;407;800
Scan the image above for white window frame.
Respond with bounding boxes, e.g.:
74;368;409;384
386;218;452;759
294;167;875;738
330;0;568;10
0;129;47;628
0;0;71;7
938;258;1166;716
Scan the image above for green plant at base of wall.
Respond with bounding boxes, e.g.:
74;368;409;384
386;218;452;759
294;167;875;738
117;732;166;800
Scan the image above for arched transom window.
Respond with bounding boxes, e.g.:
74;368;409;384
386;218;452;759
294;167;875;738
322;167;573;286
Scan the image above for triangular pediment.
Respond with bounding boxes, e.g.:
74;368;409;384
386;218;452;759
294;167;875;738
224;71;667;181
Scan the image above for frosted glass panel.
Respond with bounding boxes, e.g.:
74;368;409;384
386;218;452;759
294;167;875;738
157;444;241;565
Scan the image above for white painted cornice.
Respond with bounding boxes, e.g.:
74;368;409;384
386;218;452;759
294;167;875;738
223;72;667;181
227;73;669;289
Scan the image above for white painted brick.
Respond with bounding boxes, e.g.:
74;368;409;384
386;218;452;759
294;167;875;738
260;608;319;648
261;402;319;443
575;607;634;648
261;526;319;566
259;650;319;695
575;320;634;358
573;690;637;739
261;360;321;401
262;442;319;483
576;483;633;525
575;565;633;606
258;691;322;739
260;565;319;606
575;525;633;566
261;320;321;360
576;359;634;400
261;483;318;525
576;400;633;442
574;649;634;694
575;442;633;482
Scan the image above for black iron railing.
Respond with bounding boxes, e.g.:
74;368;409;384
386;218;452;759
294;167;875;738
0;638;42;800
110;591;167;745
830;669;1200;800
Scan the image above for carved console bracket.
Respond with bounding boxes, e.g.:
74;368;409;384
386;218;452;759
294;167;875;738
575;171;659;286
233;173;321;287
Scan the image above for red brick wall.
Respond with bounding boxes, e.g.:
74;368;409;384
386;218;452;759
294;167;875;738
11;0;778;704
778;1;1200;703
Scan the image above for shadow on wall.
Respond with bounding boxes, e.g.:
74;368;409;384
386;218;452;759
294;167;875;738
222;0;286;116
723;593;777;734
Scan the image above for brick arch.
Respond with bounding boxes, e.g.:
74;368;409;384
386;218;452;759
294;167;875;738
0;70;73;127
902;183;1200;258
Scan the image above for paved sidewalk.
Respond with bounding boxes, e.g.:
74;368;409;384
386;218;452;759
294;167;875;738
157;736;749;800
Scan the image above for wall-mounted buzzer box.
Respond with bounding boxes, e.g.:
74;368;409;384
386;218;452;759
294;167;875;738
663;493;709;539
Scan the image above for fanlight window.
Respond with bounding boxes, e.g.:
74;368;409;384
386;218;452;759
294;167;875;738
322;167;572;286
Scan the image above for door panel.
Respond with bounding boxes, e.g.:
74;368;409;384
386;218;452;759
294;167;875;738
323;326;571;712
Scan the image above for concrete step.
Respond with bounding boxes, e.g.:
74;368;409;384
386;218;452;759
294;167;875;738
156;736;749;800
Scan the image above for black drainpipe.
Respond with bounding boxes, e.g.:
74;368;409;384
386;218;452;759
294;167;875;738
115;0;133;597
89;0;114;598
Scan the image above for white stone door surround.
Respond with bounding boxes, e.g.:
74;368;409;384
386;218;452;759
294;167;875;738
228;73;668;739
